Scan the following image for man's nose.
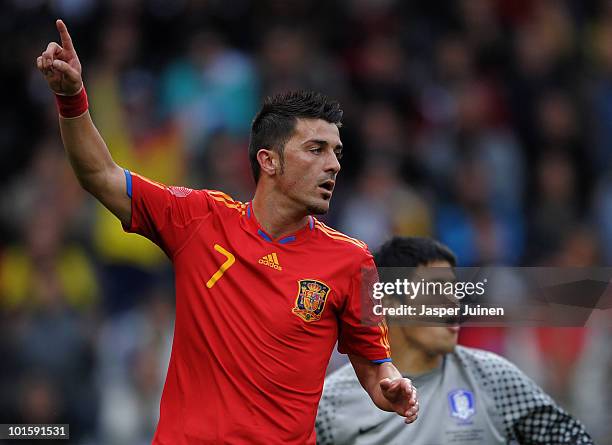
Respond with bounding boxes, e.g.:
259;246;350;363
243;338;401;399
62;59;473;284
325;151;341;174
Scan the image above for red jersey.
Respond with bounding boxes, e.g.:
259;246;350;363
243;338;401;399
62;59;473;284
122;171;391;444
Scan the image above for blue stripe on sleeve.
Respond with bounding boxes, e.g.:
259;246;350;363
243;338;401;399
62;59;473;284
372;358;393;364
124;169;132;198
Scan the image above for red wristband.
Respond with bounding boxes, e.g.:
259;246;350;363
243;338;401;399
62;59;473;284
55;87;88;118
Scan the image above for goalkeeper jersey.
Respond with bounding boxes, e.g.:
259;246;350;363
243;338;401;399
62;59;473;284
316;346;593;445
122;171;390;445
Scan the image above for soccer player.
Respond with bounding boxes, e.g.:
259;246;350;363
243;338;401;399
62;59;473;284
37;20;418;444
316;236;593;444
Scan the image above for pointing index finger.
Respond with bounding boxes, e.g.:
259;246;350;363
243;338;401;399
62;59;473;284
56;19;74;51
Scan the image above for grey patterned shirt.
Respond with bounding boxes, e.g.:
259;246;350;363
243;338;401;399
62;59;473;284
316;346;593;444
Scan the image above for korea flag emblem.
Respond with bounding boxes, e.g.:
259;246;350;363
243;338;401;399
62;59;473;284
448;389;476;423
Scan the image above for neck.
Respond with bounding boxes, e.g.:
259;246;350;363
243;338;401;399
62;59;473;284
252;185;310;239
389;326;444;376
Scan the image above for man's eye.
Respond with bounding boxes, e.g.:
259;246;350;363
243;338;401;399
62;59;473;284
310;147;322;153
335;151;343;160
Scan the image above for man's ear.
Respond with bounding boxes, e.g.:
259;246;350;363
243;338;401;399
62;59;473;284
257;148;278;177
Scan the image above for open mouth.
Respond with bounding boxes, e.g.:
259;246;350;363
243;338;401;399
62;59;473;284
318;180;335;193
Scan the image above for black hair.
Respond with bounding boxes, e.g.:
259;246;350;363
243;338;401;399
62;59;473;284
248;90;343;182
374;237;457;268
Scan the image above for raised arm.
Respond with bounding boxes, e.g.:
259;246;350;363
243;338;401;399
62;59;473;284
348;353;419;424
37;19;130;227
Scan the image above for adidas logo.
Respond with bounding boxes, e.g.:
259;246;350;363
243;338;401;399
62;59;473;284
258;253;282;271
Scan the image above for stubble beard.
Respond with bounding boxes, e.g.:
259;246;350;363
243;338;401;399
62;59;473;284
306;203;329;215
298;186;332;216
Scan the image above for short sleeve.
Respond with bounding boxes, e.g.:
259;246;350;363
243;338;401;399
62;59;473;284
122;170;212;258
337;254;391;363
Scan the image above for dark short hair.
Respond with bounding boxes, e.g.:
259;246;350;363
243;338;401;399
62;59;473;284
248;91;343;182
374;237;457;268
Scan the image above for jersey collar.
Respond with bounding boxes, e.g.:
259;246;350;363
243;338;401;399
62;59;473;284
243;202;314;245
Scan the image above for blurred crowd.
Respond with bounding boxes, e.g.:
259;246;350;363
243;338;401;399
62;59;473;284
1;0;612;443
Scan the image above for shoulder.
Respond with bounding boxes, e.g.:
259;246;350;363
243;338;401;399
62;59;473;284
455;345;512;366
312;219;371;257
454;349;594;443
165;187;247;223
454;345;556;414
200;189;247;215
455;345;529;381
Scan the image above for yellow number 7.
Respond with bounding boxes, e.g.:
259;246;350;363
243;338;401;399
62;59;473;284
206;244;236;288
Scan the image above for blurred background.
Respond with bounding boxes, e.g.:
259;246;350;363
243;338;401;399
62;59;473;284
1;0;611;443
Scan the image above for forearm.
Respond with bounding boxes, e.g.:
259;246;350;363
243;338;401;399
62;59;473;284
349;354;403;411
59;111;117;190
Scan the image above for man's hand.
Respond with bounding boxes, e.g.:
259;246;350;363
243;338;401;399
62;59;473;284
349;355;419;424
380;377;419;424
36;19;82;96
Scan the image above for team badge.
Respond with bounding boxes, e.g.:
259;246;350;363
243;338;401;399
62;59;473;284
292;279;331;322
448;389;475;423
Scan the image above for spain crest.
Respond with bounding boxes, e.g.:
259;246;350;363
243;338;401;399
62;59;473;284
292;279;331;322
